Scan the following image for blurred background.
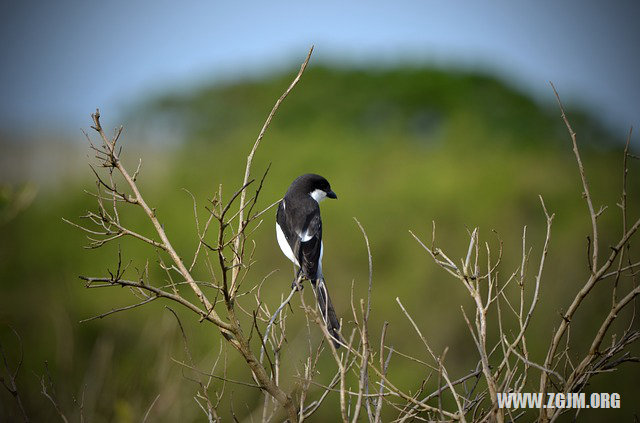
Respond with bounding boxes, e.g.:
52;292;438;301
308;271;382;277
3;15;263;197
1;1;639;421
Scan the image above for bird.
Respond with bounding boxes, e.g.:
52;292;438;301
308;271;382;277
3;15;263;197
276;173;342;347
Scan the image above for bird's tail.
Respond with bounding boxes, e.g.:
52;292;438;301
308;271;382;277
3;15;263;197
313;277;342;348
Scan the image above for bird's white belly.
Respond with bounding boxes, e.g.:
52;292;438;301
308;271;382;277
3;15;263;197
318;242;324;276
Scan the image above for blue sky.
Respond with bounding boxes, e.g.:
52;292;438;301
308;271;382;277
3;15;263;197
1;0;638;137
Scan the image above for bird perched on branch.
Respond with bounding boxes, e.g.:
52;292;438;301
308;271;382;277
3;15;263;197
276;174;342;347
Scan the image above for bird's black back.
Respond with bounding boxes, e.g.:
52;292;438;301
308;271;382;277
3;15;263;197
276;190;323;280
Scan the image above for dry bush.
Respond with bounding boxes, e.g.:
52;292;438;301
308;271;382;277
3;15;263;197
37;49;639;422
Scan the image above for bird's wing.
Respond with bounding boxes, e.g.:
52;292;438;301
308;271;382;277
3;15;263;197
276;201;298;265
297;212;323;280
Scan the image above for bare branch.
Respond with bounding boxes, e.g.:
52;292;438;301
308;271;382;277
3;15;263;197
550;82;599;272
79;296;157;323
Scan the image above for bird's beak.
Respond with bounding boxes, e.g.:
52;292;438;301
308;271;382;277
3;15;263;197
327;190;337;199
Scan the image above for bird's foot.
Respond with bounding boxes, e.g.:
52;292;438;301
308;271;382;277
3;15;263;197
291;279;304;291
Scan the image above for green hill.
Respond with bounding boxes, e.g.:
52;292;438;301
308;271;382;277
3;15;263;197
131;66;612;149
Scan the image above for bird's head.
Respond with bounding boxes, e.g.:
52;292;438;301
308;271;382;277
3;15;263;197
294;173;337;203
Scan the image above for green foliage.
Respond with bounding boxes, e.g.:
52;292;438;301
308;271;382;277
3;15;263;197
1;65;637;421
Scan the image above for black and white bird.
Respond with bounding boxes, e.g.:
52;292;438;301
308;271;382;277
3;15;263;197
276;174;342;347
